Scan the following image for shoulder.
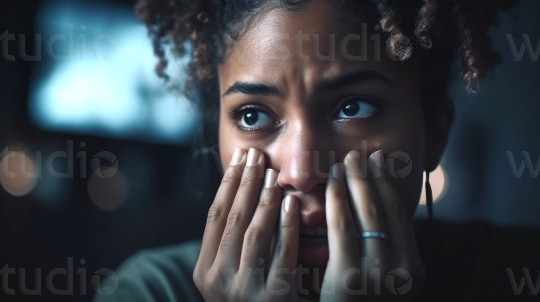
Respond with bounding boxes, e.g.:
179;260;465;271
414;220;540;301
93;240;204;302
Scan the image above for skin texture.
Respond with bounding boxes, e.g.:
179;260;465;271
193;1;453;300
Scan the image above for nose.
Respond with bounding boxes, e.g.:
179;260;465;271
272;121;332;194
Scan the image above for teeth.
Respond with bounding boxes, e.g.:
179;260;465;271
299;237;328;244
300;227;327;236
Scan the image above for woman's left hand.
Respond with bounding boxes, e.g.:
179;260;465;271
320;149;426;301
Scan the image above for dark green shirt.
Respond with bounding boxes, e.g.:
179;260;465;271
93;221;540;301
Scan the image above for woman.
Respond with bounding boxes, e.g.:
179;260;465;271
94;0;539;301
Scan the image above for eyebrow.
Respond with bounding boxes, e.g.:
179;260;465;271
222;82;282;98
221;70;394;99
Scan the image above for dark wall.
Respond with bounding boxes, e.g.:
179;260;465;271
416;0;540;226
0;1;220;301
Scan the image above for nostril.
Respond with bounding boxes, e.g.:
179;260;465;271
279;184;296;192
277;175;326;194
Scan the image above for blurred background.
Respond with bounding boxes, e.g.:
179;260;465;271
0;0;539;301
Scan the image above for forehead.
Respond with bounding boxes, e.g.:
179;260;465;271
218;0;422;97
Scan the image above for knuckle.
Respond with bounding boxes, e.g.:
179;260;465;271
194;270;211;291
220;174;233;185
193;268;202;286
238;166;261;188
227;209;242;228
206;203;223;225
257;190;274;207
221;168;239;185
238;176;254;188
366;203;381;220
207;274;221;288
207;276;225;297
195;268;230;301
331;215;355;233
244;227;264;247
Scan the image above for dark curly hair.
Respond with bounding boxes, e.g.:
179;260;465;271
136;0;516;149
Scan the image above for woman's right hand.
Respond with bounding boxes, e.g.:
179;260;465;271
193;148;301;302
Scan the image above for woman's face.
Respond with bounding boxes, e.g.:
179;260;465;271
218;0;427;267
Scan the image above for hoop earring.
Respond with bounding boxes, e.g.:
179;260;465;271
425;171;433;222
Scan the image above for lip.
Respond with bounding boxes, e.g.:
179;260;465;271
298;241;329;267
298;229;329;267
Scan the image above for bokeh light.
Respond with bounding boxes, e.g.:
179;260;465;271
419;165;447;204
87;167;129;211
29;0;198;145
0;151;39;197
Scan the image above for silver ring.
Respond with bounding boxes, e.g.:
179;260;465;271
358;231;390;242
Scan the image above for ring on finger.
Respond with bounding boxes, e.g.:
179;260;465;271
357;231;390;243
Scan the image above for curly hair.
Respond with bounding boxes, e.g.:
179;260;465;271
136;0;516;149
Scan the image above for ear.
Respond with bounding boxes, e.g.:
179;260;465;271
424;97;455;173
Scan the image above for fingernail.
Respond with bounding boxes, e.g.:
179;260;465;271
247;148;261;166
344;150;360;165
230;148;244;166
284;195;296;213
264;169;278;188
369;150;384;168
331;164;344;181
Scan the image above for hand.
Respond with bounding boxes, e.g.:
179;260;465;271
320;150;426;301
193;148;301;302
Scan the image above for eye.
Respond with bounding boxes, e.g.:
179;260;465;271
238;108;274;130
336;97;378;119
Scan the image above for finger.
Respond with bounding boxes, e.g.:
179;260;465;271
238;169;281;279
325;163;359;267
368;150;418;265
344;150;390;262
267;195;299;297
215;148;266;270
197;148;247;272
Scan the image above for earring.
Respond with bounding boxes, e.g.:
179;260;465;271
425;171;433;222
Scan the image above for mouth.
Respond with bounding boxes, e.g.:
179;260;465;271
298;227;329;268
276;191;329;267
299;227;328;244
